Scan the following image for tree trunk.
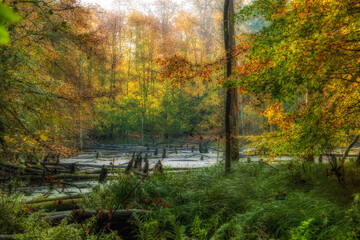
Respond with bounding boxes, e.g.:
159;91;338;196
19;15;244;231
224;0;239;173
341;135;359;165
356;151;360;167
78;55;83;151
230;88;239;161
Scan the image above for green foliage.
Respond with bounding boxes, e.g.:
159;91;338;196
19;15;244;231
191;215;208;240
83;163;360;239
18;212;117;240
290;218;316;240
92;83;222;142
0;192;117;239
3;163;360;239
0;2;20;44
235;0;360;157
0;0;100;158
0;191;25;234
135;209;187;240
288;194;360;240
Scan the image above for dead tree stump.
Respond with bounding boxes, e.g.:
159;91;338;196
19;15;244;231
98;165;108;182
162;148;167;158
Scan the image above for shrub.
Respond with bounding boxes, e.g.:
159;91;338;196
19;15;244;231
0;191;25;234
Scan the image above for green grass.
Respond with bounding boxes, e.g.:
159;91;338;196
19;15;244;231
82;162;360;239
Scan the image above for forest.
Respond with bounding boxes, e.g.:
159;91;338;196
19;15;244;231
0;0;359;239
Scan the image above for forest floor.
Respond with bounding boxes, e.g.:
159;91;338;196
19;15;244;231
2;158;360;239
79;161;360;239
1;143;360;239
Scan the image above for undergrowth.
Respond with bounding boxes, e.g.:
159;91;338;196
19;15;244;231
0;190;25;234
2;162;360;239
82;162;360;239
0;191;118;239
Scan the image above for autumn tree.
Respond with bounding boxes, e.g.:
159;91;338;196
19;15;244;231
90;4;225;143
236;0;360;163
0;0;107;161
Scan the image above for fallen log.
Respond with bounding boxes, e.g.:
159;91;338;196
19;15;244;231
167;159;202;162
46;209;148;225
0;235;16;240
26;194;84;204
26;198;82;211
18;173;100;181
259;159;278;170
46;162;127;169
320;153;358;158
0;162;43;174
